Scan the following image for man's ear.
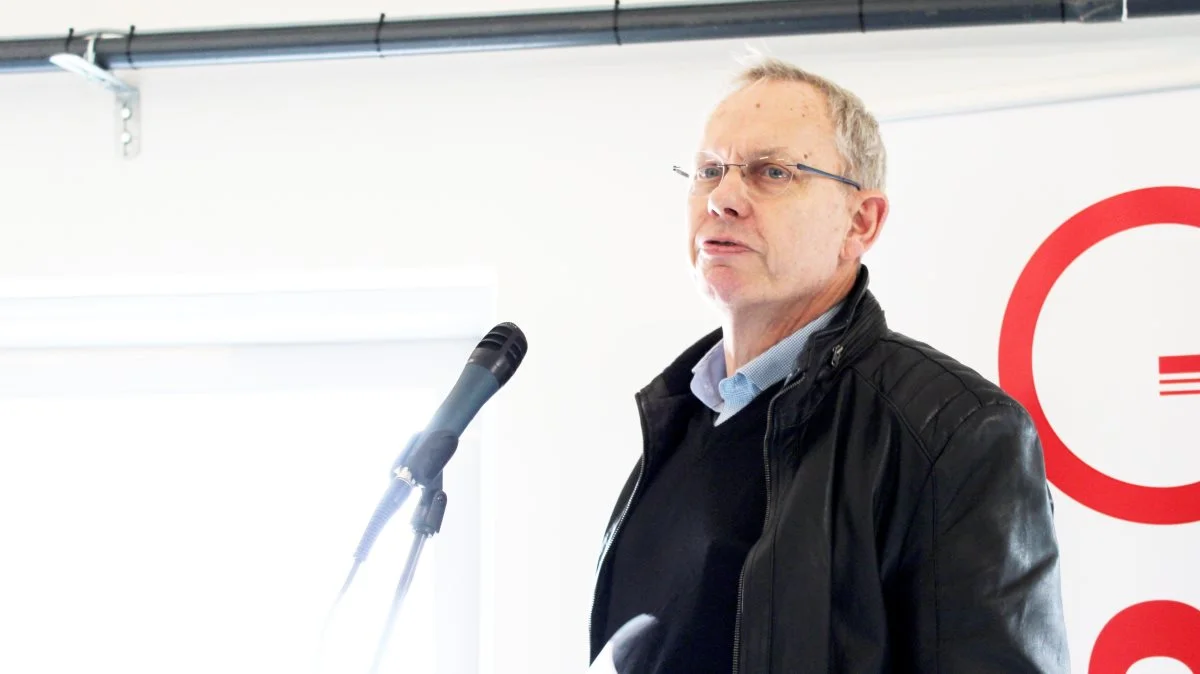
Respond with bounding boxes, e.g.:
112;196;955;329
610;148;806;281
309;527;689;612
841;190;888;261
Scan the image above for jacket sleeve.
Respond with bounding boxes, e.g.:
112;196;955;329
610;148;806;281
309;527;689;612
922;401;1071;673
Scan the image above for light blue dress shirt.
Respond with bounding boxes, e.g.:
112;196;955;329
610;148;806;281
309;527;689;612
690;304;842;426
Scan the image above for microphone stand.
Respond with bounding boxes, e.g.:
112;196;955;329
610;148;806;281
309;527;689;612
367;473;447;674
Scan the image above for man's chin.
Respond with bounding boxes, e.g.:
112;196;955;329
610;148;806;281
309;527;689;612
699;281;757;313
699;266;749;296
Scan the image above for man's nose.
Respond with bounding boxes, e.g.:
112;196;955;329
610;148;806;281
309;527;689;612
707;168;752;220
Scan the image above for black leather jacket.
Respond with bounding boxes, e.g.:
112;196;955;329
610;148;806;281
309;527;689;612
590;267;1071;673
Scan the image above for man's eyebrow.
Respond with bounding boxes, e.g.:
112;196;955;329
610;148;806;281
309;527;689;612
695;147;793;160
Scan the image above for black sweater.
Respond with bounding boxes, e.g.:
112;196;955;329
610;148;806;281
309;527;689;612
600;386;777;673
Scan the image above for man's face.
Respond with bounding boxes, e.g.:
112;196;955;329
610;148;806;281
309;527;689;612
686;80;871;315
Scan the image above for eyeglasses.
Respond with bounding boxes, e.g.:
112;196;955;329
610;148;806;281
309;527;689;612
672;155;862;196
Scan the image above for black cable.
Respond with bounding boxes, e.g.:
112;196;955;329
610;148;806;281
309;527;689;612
126;25;137;69
375;13;385;57
613;0;622;46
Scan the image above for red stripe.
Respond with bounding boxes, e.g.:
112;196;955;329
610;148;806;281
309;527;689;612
1160;354;1200;375
1161;389;1200;397
1161;377;1200;385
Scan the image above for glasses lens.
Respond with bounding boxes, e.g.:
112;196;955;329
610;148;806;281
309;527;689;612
685;157;723;194
745;159;794;195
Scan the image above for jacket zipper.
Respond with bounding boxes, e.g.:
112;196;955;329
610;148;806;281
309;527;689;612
731;372;807;674
731;342;845;673
587;393;651;648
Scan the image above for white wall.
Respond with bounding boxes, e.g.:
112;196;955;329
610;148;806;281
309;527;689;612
3;3;1200;672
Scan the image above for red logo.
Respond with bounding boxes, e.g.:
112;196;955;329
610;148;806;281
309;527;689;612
1089;601;1200;673
1160;354;1200;397
998;186;1200;525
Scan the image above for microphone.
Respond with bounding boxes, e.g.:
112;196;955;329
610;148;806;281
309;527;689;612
352;322;527;565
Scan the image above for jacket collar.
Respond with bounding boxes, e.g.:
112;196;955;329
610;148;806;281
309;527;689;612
795;265;887;387
635;266;887;465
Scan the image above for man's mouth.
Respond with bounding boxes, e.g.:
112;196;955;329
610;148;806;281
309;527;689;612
701;238;752;254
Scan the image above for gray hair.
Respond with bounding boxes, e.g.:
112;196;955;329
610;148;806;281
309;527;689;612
733;57;887;192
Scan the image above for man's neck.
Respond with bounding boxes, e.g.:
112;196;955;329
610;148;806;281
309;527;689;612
722;268;856;374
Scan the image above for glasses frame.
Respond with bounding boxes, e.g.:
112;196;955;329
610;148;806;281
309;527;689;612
672;156;863;194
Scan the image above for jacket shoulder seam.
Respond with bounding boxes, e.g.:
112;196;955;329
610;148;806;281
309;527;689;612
846;365;934;465
876;336;997;458
879;335;986;406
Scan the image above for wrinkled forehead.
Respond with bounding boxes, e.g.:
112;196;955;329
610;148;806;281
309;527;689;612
698;80;837;163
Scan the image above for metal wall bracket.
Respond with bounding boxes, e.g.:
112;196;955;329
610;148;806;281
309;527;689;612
115;90;140;158
50;31;141;159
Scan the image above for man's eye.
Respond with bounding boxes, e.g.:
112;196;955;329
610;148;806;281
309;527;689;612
759;164;791;181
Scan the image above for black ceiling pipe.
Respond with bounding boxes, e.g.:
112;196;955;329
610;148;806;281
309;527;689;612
1;0;1196;75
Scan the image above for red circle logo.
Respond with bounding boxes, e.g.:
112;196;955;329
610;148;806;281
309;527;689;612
1089;601;1200;672
998;186;1200;524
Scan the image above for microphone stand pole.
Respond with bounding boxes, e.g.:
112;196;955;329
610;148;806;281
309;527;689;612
367;473;447;674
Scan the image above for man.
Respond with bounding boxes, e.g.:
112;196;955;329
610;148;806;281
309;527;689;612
588;58;1071;673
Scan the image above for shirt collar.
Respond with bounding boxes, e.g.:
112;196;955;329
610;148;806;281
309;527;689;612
690;301;843;412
